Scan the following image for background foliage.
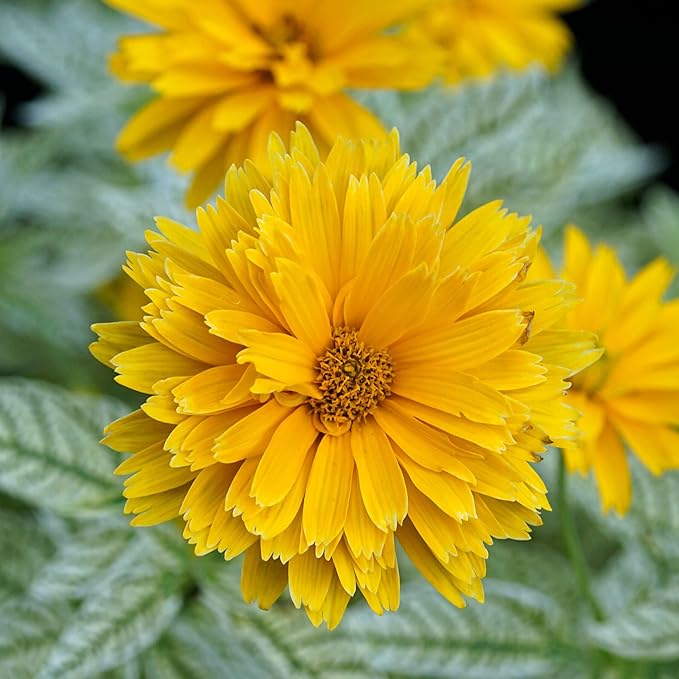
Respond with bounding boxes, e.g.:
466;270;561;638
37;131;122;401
1;1;678;676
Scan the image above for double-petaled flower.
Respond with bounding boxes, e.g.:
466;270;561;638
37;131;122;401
92;126;601;627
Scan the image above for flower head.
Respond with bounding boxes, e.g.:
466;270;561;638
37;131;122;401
411;0;580;85
91;124;600;628
535;226;679;513
106;0;440;207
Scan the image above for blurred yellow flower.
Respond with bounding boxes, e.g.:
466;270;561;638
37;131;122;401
105;0;440;207
535;226;679;514
412;0;580;84
96;272;147;322
91;125;600;628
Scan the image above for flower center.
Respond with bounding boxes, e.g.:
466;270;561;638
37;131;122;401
267;13;304;48
310;327;393;432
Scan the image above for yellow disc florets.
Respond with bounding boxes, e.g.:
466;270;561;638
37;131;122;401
310;327;393;430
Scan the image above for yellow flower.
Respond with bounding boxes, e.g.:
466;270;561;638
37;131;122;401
535;226;679;514
91;124;600;628
412;0;580;85
105;0;440;207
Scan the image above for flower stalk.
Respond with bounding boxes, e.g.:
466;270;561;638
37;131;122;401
557;451;605;622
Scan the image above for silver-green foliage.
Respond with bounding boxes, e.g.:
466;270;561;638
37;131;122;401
0;379;124;514
2;379;679;677
358;68;661;233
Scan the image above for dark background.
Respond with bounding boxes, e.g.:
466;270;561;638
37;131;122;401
565;0;678;191
1;0;677;190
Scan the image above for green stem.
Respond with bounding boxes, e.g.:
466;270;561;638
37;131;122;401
557;452;605;622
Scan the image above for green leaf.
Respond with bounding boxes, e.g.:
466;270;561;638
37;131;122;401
588;577;679;661
486;541;578;605
358;67;661;232
0;598;70;679
0;0;125;91
187;562;316;678
593;546;661;620
38;531;186;679
557;458;679;666
0;378;125;515
622;467;679;564
297;580;586;678
0;507;55;602
28;518;134;603
143;594;283;679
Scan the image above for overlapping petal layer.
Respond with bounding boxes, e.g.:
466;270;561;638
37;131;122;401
535;226;679;513
411;0;580;84
106;0;440;206
92;125;600;627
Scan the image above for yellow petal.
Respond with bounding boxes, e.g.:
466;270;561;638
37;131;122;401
441;200;510;269
470;350;547;390
562;224;592;290
351;418;407;532
186;154;229;209
392;309;526;373
171;408;256;469
360;265;436;349
104;0;189;29
604;257;674;355
90;321;150;368
338;175;380;288
250;406;318;506
344;472;388;559
248;450;314;540
406;480;465;563
607;391;679;426
213;87;275;131
153;65;258;98
214;400;291;463
572;243;626;335
116;97;202;160
122;443;197;498
525;329;603;377
141;392;183;424
206;309;281;344
307;92;385;144
303;434;354;547
373;402;475;481
181;463;236;531
207;506;257;558
237;329;319;389
397;519;465;607
436;158;471;228
395;448;476;521
102;409;172;453
609;413;679;475
170;102;226;173
288;550;334;610
271;258;332;356
241;545;288;610
173;364;249;414
150;305;237;366
311;575;351;630
126;485;189;527
344;214;416;328
287;162;342;298
590;423;631;514
331;541;358;596
112;342;208;394
393;370;510;425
